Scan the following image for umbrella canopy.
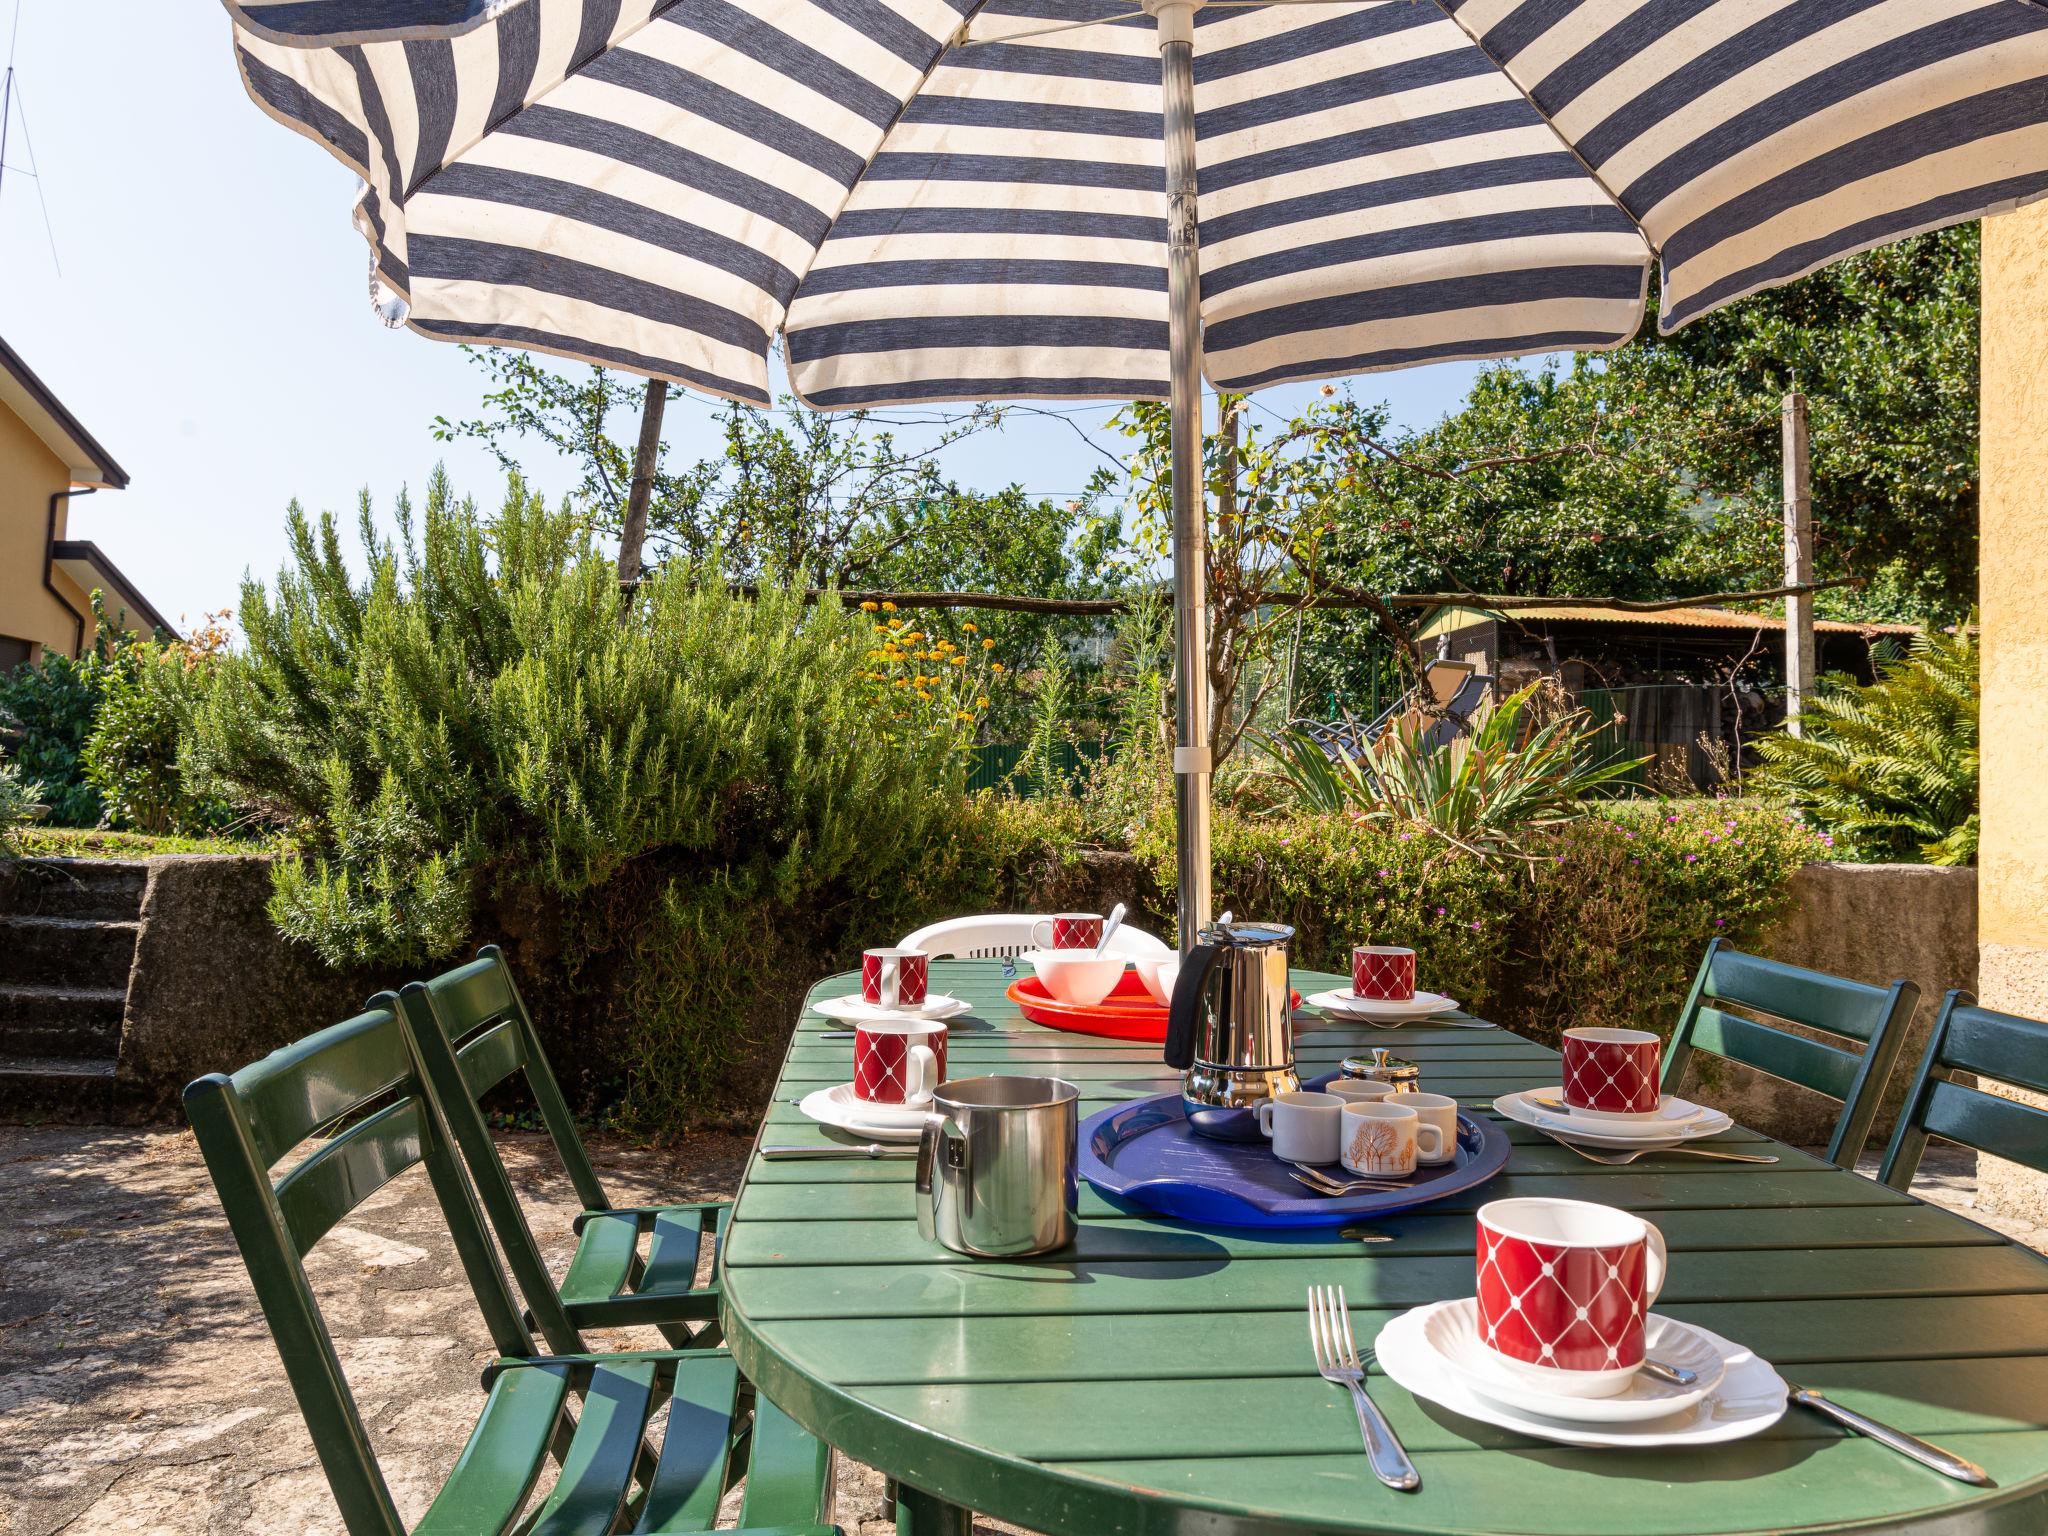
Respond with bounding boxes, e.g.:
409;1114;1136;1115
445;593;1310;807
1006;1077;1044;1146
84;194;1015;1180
225;0;2048;939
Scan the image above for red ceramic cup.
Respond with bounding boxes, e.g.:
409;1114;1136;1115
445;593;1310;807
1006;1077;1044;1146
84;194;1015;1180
1352;945;1417;1001
1561;1027;1662;1115
852;1017;947;1106
861;947;929;1009
1476;1197;1668;1397
1031;913;1103;951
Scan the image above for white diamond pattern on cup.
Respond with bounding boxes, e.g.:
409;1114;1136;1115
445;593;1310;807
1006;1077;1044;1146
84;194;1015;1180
1475;1226;1645;1371
1353;949;1414;1000
1562;1042;1657;1113
855;1044;915;1103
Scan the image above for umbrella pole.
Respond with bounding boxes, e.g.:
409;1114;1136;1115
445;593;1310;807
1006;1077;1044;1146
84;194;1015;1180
1153;0;1213;950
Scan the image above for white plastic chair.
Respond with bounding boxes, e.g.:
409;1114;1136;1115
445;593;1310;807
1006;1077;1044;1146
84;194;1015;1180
899;914;1171;961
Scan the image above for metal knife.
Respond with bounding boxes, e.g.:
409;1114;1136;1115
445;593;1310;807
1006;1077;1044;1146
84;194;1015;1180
761;1142;916;1160
1787;1384;1994;1485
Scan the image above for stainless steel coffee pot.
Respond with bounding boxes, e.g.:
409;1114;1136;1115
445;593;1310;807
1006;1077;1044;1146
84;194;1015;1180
915;1076;1079;1257
1163;920;1298;1141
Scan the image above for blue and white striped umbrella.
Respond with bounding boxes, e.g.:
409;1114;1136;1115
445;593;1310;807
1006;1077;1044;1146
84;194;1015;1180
224;0;2048;933
227;0;2048;407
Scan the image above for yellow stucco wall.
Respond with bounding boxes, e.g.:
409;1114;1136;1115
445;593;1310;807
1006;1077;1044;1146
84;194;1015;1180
1974;204;2048;1218
1981;204;2048;965
0;402;81;660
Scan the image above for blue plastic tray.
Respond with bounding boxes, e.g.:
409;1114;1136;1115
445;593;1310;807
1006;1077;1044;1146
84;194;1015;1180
1076;1075;1511;1229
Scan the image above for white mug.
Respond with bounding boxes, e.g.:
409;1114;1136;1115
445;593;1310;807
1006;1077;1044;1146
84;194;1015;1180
1405;1091;1460;1165
1256;1091;1344;1165
1341;1100;1444;1177
1325;1078;1394;1106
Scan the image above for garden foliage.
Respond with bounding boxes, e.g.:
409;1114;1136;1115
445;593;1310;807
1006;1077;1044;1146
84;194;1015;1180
1750;625;1979;865
1246;682;1646;856
179;471;1067;1122
1163;801;1817;1051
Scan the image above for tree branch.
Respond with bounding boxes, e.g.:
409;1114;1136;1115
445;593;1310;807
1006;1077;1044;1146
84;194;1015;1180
732;575;1862;617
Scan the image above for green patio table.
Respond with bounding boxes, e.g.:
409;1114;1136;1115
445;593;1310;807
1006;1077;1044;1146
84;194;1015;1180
720;960;2048;1536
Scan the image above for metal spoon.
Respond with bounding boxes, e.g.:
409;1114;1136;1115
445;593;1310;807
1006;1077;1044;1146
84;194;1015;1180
1549;1137;1780;1166
1641;1357;1700;1387
1093;901;1128;955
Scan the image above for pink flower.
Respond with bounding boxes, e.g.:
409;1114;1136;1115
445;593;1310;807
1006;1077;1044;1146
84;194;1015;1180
1685;853;1698;862
1469;920;1483;930
1435;906;1446;916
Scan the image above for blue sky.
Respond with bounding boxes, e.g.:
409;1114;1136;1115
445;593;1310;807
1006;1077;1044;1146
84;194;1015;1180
0;1;1485;628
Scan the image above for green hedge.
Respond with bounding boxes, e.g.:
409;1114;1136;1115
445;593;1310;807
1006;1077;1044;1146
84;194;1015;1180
1192;799;1821;1052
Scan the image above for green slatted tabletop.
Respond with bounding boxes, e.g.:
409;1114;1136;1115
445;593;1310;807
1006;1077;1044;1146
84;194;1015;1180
720;960;2048;1536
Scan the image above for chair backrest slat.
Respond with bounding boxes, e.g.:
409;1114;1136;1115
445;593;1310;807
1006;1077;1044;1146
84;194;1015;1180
273;1099;425;1256
1688;1008;1863;1102
1705;948;1902;1043
231;1007;415;1169
1661;939;1919;1169
1942;1005;2048;1096
186;998;540;1536
1920;1078;2048;1174
459;1017;529;1098
1882;994;2048;1189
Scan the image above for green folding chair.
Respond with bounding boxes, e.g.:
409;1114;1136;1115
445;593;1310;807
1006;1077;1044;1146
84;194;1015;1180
1879;991;2048;1191
1661;938;1921;1168
396;946;726;1353
184;1000;836;1536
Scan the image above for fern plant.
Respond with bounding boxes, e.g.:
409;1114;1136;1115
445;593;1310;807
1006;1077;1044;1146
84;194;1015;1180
1751;624;1978;865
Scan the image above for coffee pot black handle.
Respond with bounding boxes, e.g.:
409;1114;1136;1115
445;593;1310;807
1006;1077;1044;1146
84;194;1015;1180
1164;941;1224;1070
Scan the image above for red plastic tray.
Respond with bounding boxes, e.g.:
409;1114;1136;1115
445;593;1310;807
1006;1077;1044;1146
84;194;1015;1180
1007;971;1168;1040
1005;973;1299;1042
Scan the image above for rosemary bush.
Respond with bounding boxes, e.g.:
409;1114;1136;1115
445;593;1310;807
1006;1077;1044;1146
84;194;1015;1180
184;471;995;1121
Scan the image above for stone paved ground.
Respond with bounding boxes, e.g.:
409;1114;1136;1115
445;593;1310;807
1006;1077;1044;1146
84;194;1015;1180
1;1124;2040;1536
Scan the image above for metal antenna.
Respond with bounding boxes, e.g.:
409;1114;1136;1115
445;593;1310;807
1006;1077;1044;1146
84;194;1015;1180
0;0;60;274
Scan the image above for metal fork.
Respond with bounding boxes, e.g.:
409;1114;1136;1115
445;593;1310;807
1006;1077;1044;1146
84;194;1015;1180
1548;1137;1780;1166
1307;1284;1419;1490
1294;1171;1409;1196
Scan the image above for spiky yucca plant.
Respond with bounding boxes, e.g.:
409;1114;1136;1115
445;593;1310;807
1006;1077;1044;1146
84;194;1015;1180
1751;625;1978;865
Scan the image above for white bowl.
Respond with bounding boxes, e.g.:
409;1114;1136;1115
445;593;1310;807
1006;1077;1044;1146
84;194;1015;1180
1027;949;1127;1006
1129;953;1180;1005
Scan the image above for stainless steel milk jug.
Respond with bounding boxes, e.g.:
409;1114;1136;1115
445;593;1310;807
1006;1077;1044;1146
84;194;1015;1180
915;1076;1079;1257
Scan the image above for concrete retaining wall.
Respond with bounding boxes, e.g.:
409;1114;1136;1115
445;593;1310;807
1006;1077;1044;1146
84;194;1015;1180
115;856;389;1118
1678;862;1978;1147
13;852;1983;1143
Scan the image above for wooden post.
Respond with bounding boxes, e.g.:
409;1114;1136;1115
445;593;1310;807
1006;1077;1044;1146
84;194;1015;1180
618;378;668;588
1782;392;1814;736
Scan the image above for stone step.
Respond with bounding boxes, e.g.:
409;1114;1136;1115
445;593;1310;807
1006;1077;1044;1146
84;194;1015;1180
0;983;125;1058
0;1054;118;1120
0;859;149;922
0;916;141;989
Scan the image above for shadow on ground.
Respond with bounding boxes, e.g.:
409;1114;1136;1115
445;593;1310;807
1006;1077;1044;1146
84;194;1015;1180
0;1124;2028;1536
0;1125;1013;1536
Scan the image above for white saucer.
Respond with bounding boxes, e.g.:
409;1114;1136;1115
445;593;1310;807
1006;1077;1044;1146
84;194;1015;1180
812;993;970;1024
796;1083;931;1141
1495;1088;1733;1147
1376;1301;1786;1448
1306;988;1461;1022
1419;1299;1727;1424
